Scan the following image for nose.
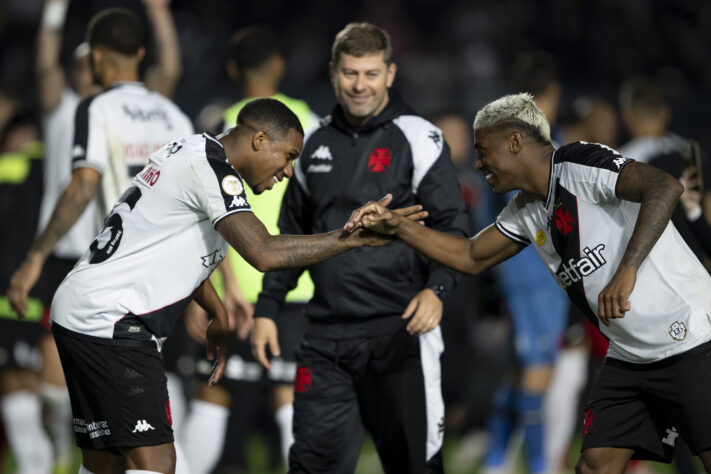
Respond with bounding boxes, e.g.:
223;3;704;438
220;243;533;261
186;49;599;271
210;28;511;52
353;73;366;92
284;161;294;179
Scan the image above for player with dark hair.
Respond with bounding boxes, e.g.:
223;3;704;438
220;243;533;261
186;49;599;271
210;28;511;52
251;22;468;473
348;93;711;474
180;25;320;473
39;97;425;474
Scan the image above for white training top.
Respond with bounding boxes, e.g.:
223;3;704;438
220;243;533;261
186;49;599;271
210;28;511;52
496;141;711;363
51;134;252;347
39;88;100;258
70;82;194;218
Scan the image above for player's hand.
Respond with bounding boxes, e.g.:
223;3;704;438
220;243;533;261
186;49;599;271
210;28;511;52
184;301;209;344
250;317;280;370
402;289;443;336
206;315;230;387
597;263;636;326
344;193;428;234
222;286;254;340
7;254;44;318
679;166;703;219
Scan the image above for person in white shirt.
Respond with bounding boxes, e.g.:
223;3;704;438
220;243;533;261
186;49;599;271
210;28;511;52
346;93;711;473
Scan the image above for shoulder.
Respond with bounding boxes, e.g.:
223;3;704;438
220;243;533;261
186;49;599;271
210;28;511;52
555;141;630;172
392;114;445;162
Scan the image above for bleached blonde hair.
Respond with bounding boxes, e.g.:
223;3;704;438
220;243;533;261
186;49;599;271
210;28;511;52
473;93;552;144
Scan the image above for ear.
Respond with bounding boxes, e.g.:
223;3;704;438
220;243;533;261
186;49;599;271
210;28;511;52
226;61;240;82
328;61;336;87
386;62;397;88
508;131;522;154
251;129;268;151
271;55;285;80
91;48;102;64
136;46;146;63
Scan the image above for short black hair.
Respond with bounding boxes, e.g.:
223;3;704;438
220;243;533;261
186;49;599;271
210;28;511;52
228;25;282;72
86;8;145;55
237;98;304;139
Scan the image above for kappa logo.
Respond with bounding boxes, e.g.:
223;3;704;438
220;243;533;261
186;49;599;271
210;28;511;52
307;163;332;173
429;130;442;148
72;144;85;159
311;145;333;160
368;148;391;172
294;366;312;392
229;195;247;208
613;157;627;169
132;420;155;433
662;426;679;446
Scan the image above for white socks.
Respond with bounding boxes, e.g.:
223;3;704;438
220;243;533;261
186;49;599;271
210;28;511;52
179;400;229;474
274;403;294;464
40;381;75;467
0;391;53;474
165;372;186;432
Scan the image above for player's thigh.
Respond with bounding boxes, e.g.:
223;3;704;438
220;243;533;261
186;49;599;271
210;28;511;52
81;448;124;474
290;337;363;473
121;442;176;473
576;447;634;474
582;361;675;463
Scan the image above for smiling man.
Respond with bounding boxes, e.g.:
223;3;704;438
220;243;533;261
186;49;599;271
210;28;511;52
38;98;417;474
250;22;468;474
348;93;711;474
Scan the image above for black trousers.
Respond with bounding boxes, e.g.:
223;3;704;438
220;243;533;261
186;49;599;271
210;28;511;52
289;323;445;474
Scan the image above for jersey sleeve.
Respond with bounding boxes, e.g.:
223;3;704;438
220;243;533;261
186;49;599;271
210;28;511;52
555;141;634;204
495;192;531;245
184;139;252;227
71;95;108;173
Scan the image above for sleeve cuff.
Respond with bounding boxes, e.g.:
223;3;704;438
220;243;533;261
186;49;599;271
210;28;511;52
254;296;281;320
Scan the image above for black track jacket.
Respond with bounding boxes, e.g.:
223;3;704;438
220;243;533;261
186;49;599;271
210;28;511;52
254;91;469;328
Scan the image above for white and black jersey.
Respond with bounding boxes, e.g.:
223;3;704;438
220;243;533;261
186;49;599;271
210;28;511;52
496;141;711;363
39;89;100;258
51;134;251;347
71;82;193;218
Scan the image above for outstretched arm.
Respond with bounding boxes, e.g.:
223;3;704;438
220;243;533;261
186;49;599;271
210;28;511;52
142;0;181;98
346;201;524;275
596;161;683;324
36;0;70;112
7;168;100;315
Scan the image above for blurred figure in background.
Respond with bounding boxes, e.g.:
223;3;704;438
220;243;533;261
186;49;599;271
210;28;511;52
482;51;569;474
179;24;319;473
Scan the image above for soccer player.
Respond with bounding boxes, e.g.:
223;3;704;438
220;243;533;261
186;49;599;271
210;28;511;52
179;25;319;472
347;92;711;473
44;98;424;474
251;22;468;473
31;0;183;469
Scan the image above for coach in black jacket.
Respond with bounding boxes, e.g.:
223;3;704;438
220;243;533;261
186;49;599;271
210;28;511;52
251;22;468;474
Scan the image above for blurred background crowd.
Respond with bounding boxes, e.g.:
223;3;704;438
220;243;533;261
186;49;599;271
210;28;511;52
1;0;710;473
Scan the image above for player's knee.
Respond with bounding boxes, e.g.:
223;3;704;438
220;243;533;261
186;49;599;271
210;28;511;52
575;451;603;474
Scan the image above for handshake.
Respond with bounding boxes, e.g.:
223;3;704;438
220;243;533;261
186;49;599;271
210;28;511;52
342;193;426;243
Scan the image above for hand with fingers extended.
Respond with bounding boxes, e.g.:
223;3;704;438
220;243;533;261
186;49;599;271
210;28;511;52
402;288;443;336
222;283;254;341
344;193;428;235
250;317;280;370
597;263;636;326
205;316;230;387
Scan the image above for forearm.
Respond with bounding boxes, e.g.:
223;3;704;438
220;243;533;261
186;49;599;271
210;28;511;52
194;278;227;321
36;2;67;111
396;218;478;274
30;177;96;261
621;177;682;269
256;231;353;272
144;3;181;97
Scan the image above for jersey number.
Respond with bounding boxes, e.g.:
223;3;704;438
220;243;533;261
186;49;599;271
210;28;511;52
88;186;142;264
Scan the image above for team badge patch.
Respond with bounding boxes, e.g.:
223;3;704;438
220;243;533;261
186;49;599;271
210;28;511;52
536;230;546;246
669;321;687;341
221;175;243;196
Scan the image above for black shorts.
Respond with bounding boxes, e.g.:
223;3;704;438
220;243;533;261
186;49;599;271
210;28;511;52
581;339;711;462
52;323;173;453
195;303;308;388
0;319;43;371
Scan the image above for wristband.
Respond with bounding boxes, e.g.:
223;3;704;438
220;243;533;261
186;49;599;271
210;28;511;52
41;1;69;30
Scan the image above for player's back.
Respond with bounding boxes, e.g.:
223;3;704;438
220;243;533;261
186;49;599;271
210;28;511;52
71;82;194;217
